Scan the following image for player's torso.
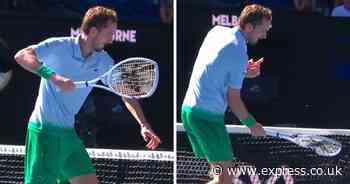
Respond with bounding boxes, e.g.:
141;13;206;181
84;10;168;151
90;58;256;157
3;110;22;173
45;37;107;81
31;37;112;127
183;26;248;115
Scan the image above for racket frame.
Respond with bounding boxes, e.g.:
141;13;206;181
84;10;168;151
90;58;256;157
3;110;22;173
74;57;159;99
266;130;342;157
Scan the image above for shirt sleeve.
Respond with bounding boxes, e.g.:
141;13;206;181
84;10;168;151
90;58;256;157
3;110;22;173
331;6;341;17
29;37;62;64
220;45;248;90
331;9;336;17
227;59;246;90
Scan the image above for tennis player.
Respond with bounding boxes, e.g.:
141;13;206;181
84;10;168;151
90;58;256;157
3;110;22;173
14;6;161;184
181;4;272;184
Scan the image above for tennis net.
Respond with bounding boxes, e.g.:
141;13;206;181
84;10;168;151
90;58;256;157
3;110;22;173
0;145;174;183
177;123;350;184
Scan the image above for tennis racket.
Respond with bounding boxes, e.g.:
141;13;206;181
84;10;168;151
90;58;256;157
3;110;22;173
266;130;342;157
74;57;159;98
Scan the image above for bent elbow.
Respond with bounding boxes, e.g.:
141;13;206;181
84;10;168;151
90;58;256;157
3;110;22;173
14;48;34;65
14;51;21;64
14;49;26;64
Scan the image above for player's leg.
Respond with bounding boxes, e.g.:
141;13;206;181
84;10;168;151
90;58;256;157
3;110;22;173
69;173;99;184
24;122;63;184
208;161;234;184
57;173;98;184
181;107;205;159
60;132;98;184
182;106;234;184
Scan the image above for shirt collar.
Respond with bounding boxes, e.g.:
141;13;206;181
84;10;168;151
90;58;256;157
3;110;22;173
72;35;84;60
232;26;247;52
72;35;98;61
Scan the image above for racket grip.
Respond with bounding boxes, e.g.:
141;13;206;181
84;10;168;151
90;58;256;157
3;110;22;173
74;81;89;88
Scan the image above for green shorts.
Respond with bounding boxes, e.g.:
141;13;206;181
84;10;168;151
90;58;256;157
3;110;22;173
181;106;234;163
24;121;96;184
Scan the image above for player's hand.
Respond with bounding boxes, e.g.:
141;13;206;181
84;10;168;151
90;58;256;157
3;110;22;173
249;122;266;137
140;122;161;150
246;58;263;78
50;74;75;91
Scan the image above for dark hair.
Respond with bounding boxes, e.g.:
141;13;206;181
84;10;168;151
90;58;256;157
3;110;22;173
80;6;117;34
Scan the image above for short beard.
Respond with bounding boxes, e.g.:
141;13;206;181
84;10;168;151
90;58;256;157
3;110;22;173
94;47;104;52
248;40;257;46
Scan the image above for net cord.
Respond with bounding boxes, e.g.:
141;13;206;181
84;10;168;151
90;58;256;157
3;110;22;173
177;123;350;136
0;144;174;161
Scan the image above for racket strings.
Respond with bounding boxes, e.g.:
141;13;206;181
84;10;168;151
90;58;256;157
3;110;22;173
110;61;156;96
316;141;341;155
299;137;341;156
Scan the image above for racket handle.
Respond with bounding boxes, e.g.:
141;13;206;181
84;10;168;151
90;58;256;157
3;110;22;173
74;81;89;88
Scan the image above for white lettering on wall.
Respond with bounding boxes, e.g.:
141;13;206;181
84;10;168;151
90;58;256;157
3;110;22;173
70;28;137;43
211;14;238;26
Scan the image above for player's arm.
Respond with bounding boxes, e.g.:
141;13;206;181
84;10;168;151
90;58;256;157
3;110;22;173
14;47;74;91
122;97;161;149
14;47;43;74
227;87;265;136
